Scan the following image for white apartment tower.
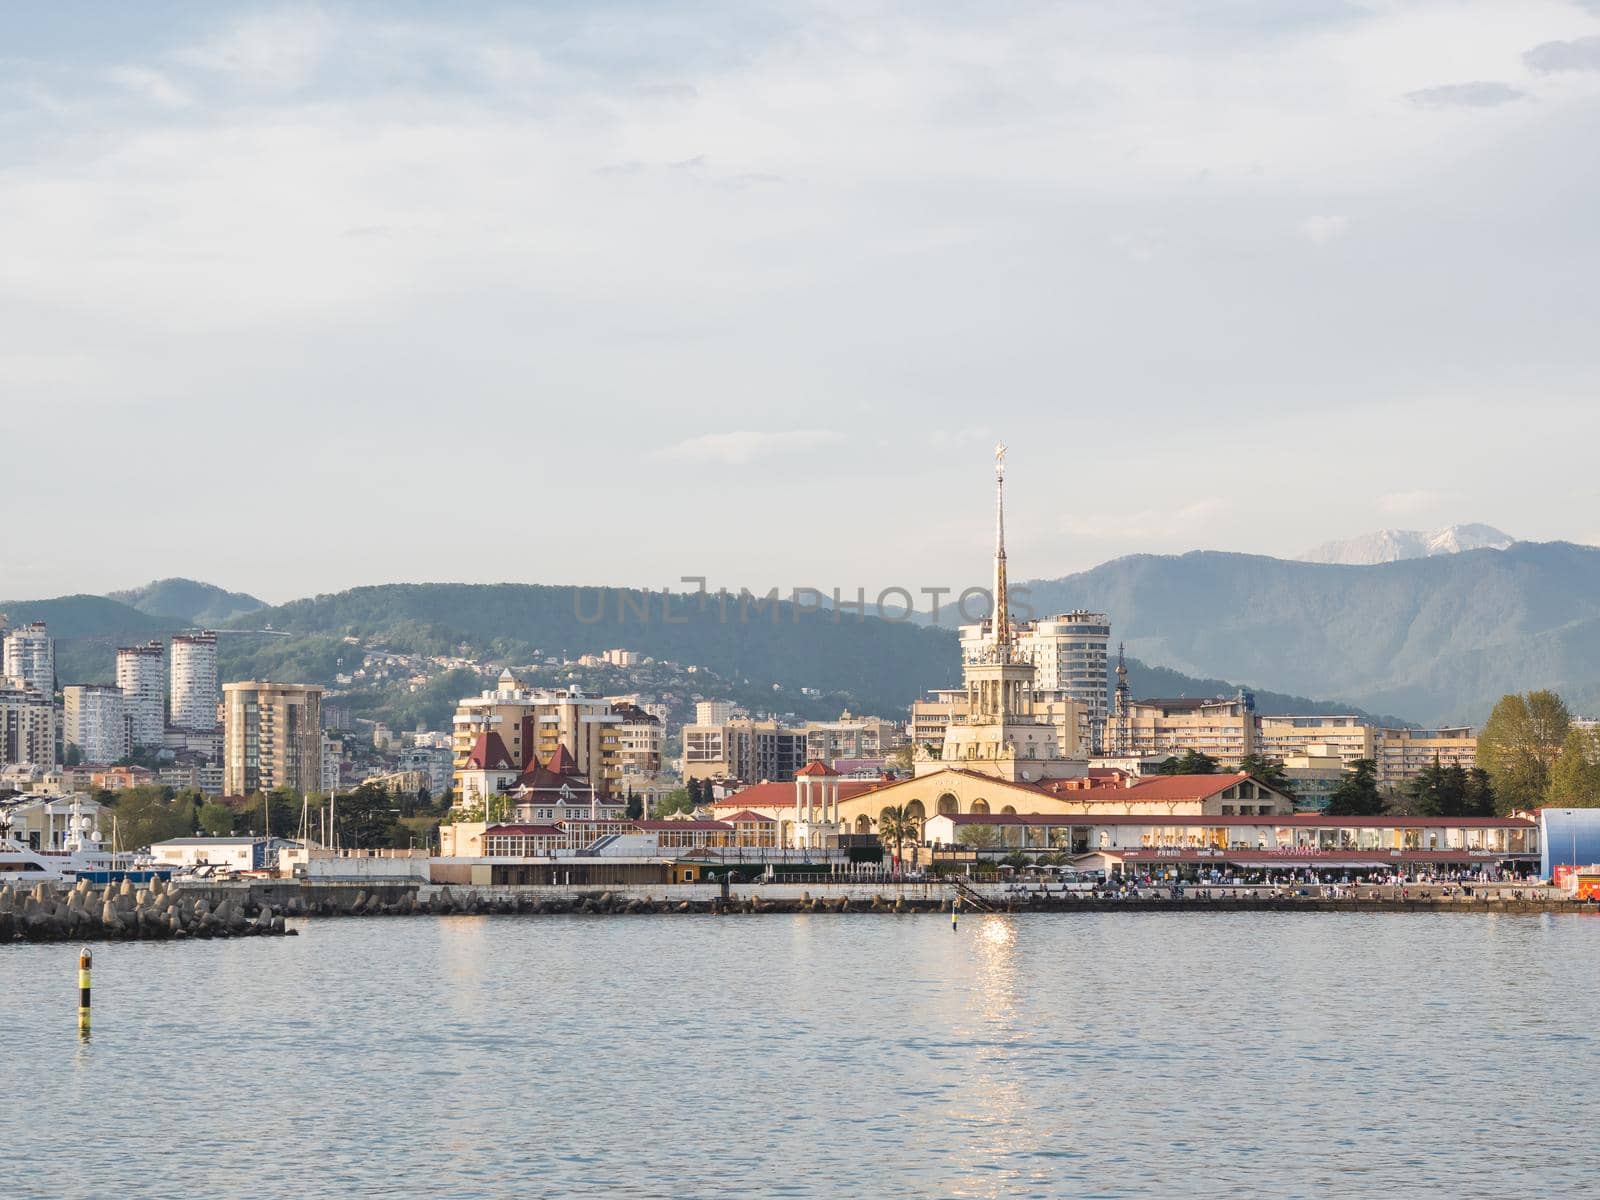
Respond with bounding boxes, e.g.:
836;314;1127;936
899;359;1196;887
64;684;130;764
1016;611;1112;749
117;641;166;748
2;621;55;694
170;633;220;730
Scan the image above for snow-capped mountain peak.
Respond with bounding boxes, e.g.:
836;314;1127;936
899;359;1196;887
1300;523;1514;566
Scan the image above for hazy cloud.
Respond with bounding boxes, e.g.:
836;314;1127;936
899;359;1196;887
1379;489;1446;516
177;7;334;90
106;66;192;109
1060;497;1232;542
1299;215;1349;244
3;1;1600;597
653;431;844;465
1406;82;1525;109
1525;35;1600;73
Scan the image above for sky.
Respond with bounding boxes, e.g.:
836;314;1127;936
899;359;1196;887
3;0;1600;605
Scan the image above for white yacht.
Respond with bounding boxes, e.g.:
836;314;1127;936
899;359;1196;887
0;800;139;884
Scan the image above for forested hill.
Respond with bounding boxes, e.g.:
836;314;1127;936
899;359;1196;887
1017;540;1600;724
7;580;1410;727
229;583;957;716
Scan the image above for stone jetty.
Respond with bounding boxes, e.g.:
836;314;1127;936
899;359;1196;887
0;877;294;944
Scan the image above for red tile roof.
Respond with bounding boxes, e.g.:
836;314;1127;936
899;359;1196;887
485;823;563;836
722;809;778;824
465;732;517;771
928;811;1535;828
1118;772;1274;802
796;760;839;777
544;744;580;776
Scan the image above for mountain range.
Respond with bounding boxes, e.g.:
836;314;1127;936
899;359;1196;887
2;579;1402;731
11;538;1600;729
1019;539;1600;724
1300;523;1514;566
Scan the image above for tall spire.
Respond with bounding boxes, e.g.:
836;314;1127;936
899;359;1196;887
992;441;1009;651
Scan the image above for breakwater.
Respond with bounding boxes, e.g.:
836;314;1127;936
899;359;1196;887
0;877;294;943
6;879;1593;942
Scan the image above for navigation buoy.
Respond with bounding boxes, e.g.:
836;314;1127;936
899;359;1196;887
78;947;92;1035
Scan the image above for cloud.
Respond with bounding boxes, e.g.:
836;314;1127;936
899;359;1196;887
177;7;334;90
1059;496;1233;541
1525;35;1600;73
928;427;991;448
106;66;192;109
1379;489;1445;516
1299;215;1349;244
1406;82;1525;109
653;430;844;465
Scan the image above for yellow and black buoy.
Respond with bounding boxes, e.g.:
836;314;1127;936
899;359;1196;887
78;947;92;1035
952;892;960;933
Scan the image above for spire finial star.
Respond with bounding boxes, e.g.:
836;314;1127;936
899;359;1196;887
994;440;1007;479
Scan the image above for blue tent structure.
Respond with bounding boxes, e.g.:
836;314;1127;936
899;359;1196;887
1539;808;1600;879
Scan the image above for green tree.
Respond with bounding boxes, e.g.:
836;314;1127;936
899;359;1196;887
196;801;236;836
1546;726;1600;808
1326;759;1385;816
1236;753;1295;798
1157;749;1219;775
652;787;697;818
331;782;405;849
234;789;302;838
887;744;916;773
1403;759;1486;817
1477;690;1571;813
624;787;643;820
876;804;921;863
105;786;193;851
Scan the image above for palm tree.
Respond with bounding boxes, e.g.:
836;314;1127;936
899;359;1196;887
877;804;920;865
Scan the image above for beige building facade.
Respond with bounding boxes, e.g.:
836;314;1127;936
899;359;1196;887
1257;715;1375;770
450;671;624;796
1375;726;1476;787
1104;696;1258;766
222;682;323;796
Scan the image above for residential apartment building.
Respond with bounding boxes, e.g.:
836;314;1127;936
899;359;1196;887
222;681;323;796
0;680;56;768
116;641;166;748
1103;696;1258;766
680;717;807;783
612;703;665;778
170;633;220;730
1256;715;1375;771
802;714;906;765
1374;727;1476;788
63;684;129;764
2;621;54;693
695;700;733;726
399;744;454;797
1015;611;1111;748
450;671;624;796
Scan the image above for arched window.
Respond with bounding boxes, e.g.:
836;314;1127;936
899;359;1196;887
970;798;990;814
937;793;959;815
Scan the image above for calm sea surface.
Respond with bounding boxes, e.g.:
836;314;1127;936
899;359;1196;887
5;911;1598;1198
